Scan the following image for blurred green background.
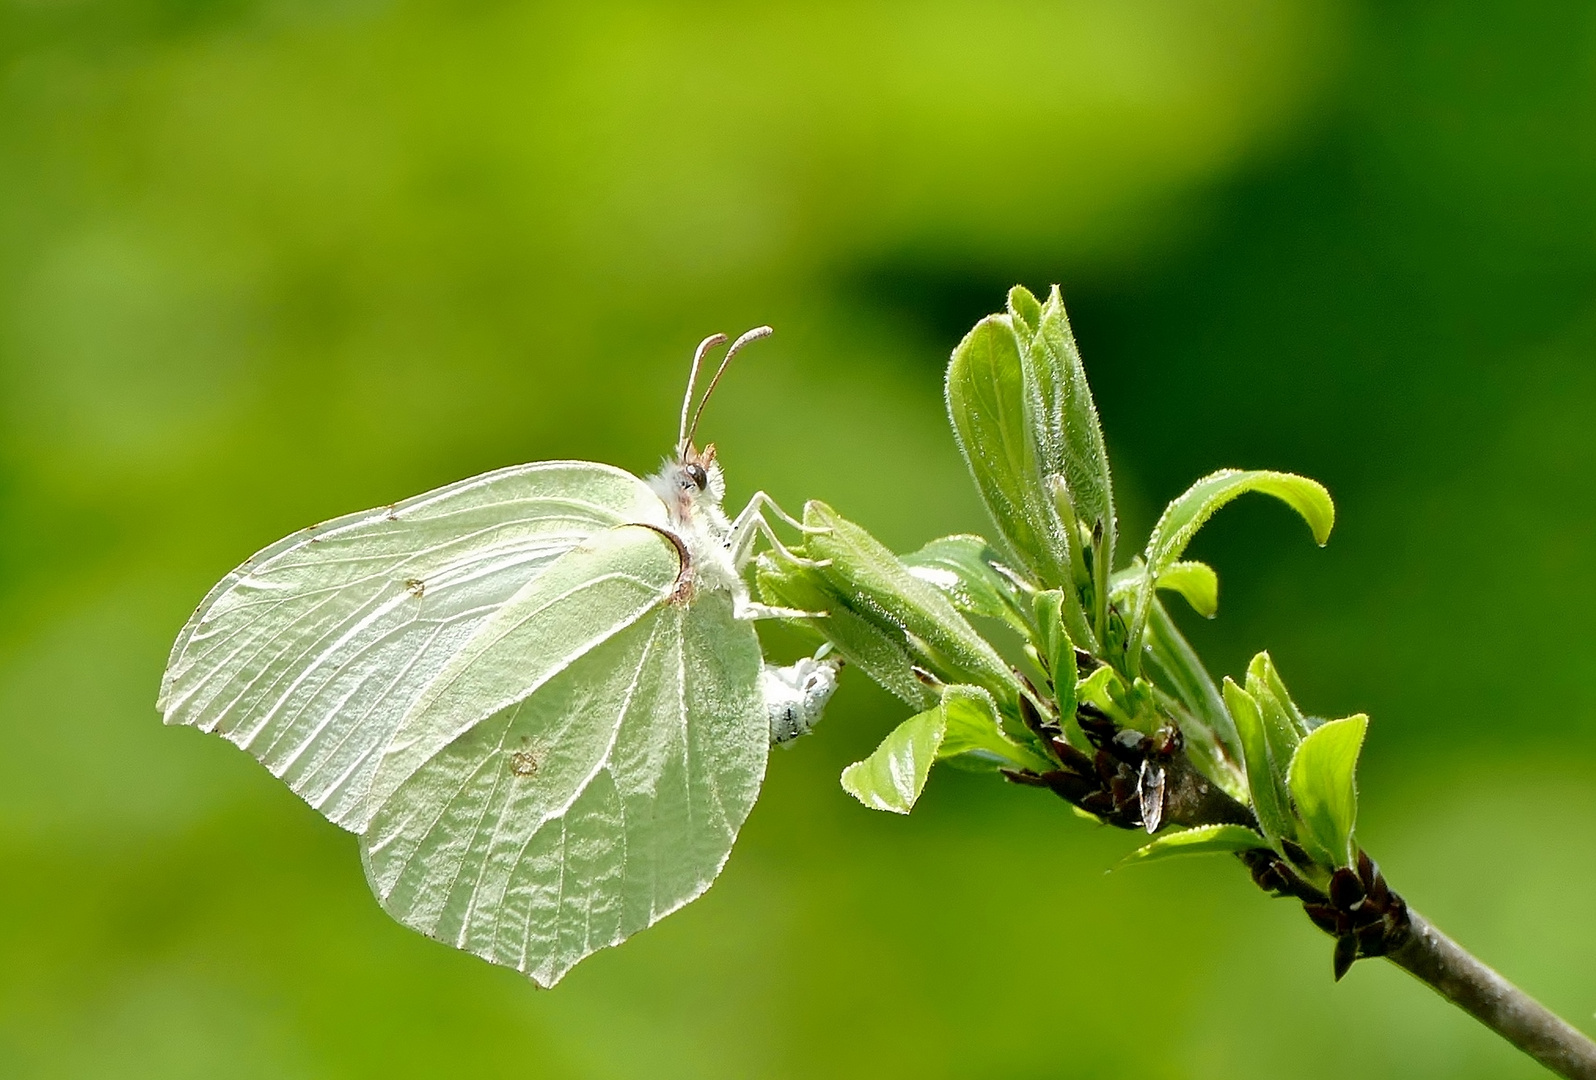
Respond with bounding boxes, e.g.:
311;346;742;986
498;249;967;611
2;1;1594;1077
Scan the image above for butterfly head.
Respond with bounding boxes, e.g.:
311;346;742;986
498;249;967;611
680;442;727;505
651;325;770;527
651;441;726;523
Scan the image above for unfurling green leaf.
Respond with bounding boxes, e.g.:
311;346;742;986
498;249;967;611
943;290;1117;653
1076;664;1132;726
937;685;1053;771
1223;678;1294;849
797;503;1023;706
1149;469;1335;562
1245;653;1311;758
1033;589;1078;720
841;685;1050;813
1110;560;1220;619
900;534;1029;633
1118;824;1272;868
1007;285;1042;342
1130;469;1334;665
1155;560;1219;618
1249;650;1312;736
1030;286;1115;630
946;315;1074;594
1287;714;1368;868
757;552;934;709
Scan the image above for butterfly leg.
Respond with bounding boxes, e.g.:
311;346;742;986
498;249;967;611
742;491;827;534
726;562;828;622
726;492;829;571
725;493;830;620
733;594;828;622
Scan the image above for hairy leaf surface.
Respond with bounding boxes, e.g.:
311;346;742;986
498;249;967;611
900;533;1028;633
946;315;1072;590
1032;286;1115;609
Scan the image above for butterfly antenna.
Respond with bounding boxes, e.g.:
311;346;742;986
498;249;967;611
685;325;772;449
678;332;729;454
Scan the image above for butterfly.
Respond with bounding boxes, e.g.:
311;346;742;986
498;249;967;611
158;327;839;987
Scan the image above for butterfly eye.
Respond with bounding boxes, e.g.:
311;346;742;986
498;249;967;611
684;463;708;491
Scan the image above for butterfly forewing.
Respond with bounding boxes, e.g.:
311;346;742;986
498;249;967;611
158;462;666;829
359;526;765;987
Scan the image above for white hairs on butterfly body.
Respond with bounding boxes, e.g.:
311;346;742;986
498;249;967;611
763;652;842;746
653;328;842;738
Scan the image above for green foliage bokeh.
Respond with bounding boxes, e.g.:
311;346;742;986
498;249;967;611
1;2;1594;1077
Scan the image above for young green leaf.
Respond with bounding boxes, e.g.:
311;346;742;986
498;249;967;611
1117;824;1271;868
1222;678;1294;849
1150;469;1335;562
900;534;1030;633
1045;477;1100;651
1153;560;1219;618
841;685;1051;813
937;684;1053;771
1076;664;1132;726
799;502;1024;706
1250;650;1311;736
841;708;944;814
1033;589;1078;721
1110;559;1219;620
1286;714;1369;868
1007;285;1042;342
1031;287;1115;627
756;553;935;710
945;315;1073;590
1241;656;1311;854
1130;469;1334;666
1246;652;1311;741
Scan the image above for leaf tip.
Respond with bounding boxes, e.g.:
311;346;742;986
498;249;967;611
1308;485;1336;546
839;764;913;815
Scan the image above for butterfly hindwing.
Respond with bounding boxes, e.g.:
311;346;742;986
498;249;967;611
158;462;667;828
359;525;766;986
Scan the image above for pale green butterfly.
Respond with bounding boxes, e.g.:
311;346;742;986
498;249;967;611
158;327;839;987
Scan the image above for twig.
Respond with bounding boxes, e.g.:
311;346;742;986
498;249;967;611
1388;909;1596;1080
1012;715;1596;1078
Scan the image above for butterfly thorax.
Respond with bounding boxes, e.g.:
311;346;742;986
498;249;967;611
646;442;740;598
